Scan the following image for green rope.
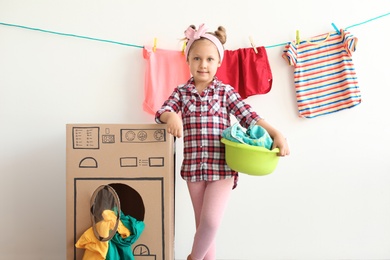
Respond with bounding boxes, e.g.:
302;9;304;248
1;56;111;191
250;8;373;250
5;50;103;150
346;12;390;30
1;11;389;49
0;22;143;48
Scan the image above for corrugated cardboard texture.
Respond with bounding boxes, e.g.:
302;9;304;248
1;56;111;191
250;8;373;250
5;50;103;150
66;124;175;260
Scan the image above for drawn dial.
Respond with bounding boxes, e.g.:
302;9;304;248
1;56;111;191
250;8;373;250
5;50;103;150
133;244;150;255
154;130;164;141
137;130;147;141
125;131;136;141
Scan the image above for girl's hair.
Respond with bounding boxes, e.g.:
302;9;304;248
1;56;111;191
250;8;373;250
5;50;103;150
212;26;227;45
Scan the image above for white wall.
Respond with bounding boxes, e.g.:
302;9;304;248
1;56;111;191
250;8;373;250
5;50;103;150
1;1;389;259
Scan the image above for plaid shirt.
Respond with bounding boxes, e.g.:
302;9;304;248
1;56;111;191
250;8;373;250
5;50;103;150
156;77;261;187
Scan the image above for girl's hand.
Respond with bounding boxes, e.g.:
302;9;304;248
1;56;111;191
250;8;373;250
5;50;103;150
255;119;290;157
272;134;290;157
161;112;183;138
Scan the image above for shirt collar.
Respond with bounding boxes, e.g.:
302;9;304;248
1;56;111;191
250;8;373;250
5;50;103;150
185;77;221;91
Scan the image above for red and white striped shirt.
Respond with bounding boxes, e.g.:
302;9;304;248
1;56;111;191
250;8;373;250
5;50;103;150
155;77;261;187
282;29;361;118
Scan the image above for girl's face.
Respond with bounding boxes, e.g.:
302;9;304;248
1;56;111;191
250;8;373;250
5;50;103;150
187;39;221;87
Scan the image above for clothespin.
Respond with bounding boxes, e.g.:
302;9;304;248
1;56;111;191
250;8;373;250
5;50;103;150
249;36;258;54
296;30;300;45
182;41;187;55
331;23;341;35
153;37;157;52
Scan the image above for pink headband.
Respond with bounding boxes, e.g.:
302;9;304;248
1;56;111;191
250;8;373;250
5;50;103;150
184;24;224;62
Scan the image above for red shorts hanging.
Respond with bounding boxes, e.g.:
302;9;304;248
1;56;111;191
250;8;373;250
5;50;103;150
216;46;273;99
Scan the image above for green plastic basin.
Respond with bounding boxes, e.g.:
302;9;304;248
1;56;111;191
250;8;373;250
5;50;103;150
221;138;279;176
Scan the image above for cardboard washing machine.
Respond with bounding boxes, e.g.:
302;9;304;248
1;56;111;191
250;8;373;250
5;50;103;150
66;124;175;260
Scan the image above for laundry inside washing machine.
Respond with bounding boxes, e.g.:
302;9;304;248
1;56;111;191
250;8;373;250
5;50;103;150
76;183;146;259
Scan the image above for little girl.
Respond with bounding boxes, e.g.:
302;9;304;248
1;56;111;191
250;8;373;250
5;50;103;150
155;24;289;260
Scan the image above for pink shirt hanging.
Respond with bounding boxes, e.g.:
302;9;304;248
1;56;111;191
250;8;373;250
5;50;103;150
143;46;190;115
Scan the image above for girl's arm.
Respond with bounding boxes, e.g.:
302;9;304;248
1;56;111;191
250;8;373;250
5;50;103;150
160;111;183;138
155;87;183;138
256;119;290;157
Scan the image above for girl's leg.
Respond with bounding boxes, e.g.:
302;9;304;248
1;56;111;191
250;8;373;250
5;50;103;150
187;177;234;260
187;181;216;260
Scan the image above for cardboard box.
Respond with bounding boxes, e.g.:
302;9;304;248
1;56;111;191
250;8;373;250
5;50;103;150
66;124;175;260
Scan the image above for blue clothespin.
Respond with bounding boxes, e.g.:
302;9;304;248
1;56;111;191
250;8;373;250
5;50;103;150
331;23;341;35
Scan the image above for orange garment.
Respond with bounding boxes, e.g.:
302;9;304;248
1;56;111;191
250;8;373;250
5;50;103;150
143;46;191;115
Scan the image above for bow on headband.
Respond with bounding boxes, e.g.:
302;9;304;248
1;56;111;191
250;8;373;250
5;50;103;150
185;23;208;41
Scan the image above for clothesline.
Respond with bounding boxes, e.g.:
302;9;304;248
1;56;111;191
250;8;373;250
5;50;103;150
0;11;389;50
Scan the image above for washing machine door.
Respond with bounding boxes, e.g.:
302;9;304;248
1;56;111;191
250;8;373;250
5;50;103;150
90;185;121;242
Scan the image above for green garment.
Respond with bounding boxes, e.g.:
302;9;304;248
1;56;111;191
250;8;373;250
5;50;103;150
106;212;145;260
222;122;273;150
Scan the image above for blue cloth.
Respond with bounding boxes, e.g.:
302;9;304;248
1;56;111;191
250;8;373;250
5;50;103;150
106;212;145;260
222;122;273;150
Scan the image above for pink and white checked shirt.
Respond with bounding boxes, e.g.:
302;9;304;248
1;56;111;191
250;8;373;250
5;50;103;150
155;77;262;188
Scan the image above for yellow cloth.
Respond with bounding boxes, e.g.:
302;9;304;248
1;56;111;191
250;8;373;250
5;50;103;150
97;210;117;238
75;210;131;259
117;220;131;238
75;227;107;260
97;210;131;238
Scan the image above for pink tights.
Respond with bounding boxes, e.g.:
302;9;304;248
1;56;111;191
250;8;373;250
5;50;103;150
187;177;234;260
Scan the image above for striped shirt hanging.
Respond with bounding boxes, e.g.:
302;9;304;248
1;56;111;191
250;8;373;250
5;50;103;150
282;29;361;118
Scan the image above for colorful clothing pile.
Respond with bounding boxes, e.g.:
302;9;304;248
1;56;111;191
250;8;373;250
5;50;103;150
222;122;273;150
76;211;145;260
